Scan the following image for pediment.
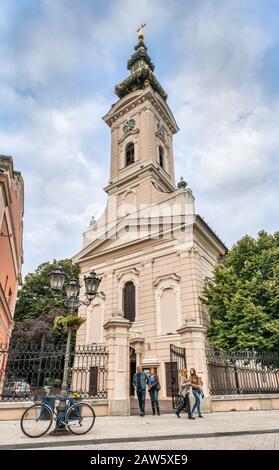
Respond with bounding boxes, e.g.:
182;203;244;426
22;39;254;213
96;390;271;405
72;219;147;264
72;233;128;263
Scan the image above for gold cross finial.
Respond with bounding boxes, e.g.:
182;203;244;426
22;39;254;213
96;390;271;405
137;23;146;40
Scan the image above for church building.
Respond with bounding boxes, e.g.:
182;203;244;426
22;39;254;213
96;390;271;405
73;28;227;415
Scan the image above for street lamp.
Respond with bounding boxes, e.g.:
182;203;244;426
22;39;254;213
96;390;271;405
65;279;79;300
48;266;102;396
48;266;66;291
84;271;102;300
47;266;101;435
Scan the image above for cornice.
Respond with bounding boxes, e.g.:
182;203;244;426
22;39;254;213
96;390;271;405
104;161;176;194
103;87;179;134
194;215;227;254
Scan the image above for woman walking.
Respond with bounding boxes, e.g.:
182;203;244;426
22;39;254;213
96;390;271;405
148;368;160;415
190;368;204;418
175;368;195;420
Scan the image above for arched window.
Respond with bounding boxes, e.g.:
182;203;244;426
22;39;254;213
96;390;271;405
159;146;164;168
125;142;135;166
123;281;136;322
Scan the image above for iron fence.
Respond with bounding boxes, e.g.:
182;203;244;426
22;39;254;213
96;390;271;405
206;350;279;395
0;342;108;402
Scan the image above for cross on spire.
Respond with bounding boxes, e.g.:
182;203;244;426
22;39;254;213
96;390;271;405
137;23;146;40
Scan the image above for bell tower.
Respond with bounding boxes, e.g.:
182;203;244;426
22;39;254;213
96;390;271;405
74;28;228;416
103;27;179;211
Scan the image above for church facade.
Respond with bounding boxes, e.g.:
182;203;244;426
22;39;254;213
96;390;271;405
73;29;227;415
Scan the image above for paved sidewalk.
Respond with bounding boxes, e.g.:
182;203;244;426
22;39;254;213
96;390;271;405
38;433;279;450
1;410;279;449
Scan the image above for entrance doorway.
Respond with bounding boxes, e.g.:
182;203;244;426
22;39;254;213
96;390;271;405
129;347;136;396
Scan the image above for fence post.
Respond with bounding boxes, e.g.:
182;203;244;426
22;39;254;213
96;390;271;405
234;365;240;394
0;344;8;396
104;315;130;416
177;320;212;412
36;335;45;389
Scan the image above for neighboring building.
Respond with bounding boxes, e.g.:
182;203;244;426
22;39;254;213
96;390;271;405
73;29;227;415
0;156;24;345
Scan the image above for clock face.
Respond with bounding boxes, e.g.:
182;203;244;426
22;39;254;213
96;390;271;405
123;118;135;134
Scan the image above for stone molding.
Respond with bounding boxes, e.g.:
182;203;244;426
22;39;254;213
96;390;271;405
118;128;140;145
154;273;182;336
103;315;131;331
116;267;140;281
129;330;144;352
117;268;140;321
154;272;180;287
177;321;206;335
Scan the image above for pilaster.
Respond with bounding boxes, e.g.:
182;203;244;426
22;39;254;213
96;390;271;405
104;315;131;415
177;320;212;412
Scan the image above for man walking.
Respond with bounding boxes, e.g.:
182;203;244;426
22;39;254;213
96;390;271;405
133;366;148;416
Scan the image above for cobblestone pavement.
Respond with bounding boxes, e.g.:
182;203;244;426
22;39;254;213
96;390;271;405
1;410;279;450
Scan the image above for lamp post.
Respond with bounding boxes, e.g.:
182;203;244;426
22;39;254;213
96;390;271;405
48;267;102;397
47;266;101;434
48;266;102;397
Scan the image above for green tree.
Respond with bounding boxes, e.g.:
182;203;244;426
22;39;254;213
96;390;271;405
202;230;279;351
11;308;66;346
12;259;80;345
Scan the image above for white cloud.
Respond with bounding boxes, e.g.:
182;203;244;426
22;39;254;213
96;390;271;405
167;0;279;243
0;0;278;275
0;92;110;272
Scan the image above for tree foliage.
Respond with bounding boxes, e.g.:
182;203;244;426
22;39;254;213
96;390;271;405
202;231;279;351
11;308;66;346
12;259;80;345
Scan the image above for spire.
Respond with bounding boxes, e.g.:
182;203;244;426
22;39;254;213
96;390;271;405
115;25;168;101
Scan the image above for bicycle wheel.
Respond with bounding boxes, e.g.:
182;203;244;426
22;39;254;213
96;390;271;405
20;403;53;438
66;402;95;435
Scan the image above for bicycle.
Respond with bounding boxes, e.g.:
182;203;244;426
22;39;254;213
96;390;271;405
20;394;96;438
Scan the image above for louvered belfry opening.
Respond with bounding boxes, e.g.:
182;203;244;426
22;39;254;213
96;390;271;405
123;281;136;322
159;146;164;168
125;142;135;166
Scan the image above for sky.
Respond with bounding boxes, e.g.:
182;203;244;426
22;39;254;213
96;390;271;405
0;0;278;276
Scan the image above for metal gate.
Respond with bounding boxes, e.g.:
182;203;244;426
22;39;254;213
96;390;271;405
170;344;186;409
